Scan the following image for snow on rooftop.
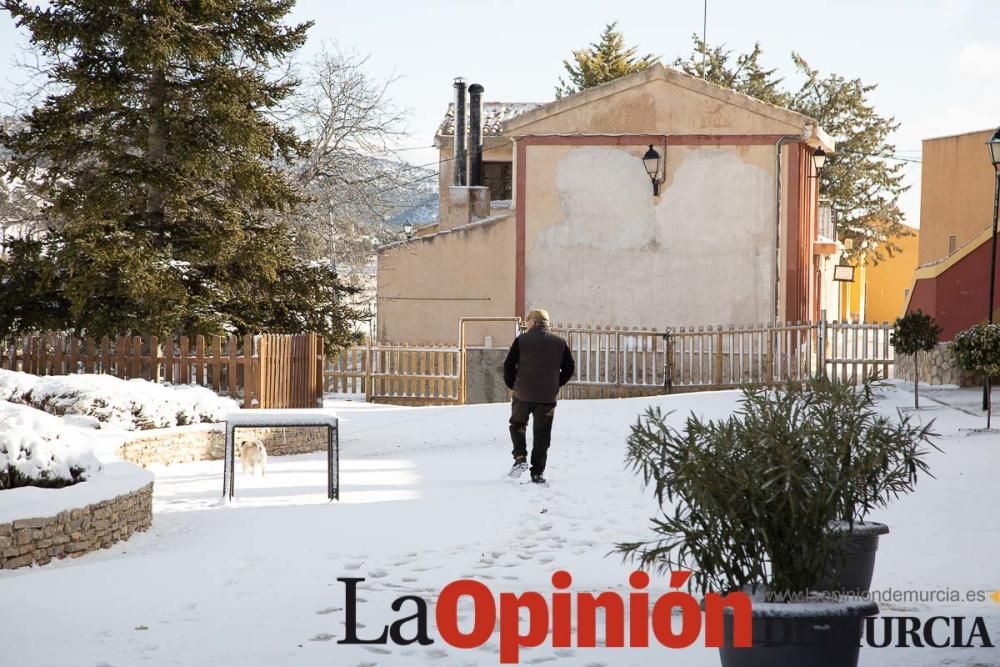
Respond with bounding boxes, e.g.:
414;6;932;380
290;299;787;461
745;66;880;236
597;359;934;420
437;102;542;137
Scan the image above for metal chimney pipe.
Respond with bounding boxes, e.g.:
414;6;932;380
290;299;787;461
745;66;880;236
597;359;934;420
453;78;467;186
468;83;484;188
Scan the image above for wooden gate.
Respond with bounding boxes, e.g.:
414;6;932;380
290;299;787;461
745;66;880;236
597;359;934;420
820;320;894;383
256;333;324;409
325;343;460;406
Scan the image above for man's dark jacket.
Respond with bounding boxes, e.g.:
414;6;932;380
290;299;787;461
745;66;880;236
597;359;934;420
503;326;575;403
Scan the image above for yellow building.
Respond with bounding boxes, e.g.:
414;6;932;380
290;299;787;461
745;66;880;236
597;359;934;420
835;229;920;323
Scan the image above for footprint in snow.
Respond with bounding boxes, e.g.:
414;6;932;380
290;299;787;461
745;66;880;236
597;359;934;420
344;562;364;570
401;577;418;583
554;648;576;657
424;648;449;659
369;569;388;578
315;607;341;615
536;555;554;564
309;633;335;642
362;646;393;655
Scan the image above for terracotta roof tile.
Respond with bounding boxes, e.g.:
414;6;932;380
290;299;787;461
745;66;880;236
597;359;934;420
437;102;542;137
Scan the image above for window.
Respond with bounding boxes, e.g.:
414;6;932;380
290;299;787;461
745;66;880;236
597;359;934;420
948;235;957;256
482;161;513;200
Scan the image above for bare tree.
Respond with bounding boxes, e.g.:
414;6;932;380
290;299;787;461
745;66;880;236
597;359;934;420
284;46;415;266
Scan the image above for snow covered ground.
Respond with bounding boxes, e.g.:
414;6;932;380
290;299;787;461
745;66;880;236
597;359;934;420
0;384;998;666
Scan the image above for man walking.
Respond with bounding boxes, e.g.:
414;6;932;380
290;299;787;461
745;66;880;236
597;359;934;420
503;309;575;484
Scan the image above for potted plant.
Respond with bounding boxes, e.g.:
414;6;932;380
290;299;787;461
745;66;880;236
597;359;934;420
807;376;937;593
890;309;942;409
952;322;1000;430
619;379;935;666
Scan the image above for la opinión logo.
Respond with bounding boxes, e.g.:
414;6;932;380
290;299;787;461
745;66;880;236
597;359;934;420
337;570;752;663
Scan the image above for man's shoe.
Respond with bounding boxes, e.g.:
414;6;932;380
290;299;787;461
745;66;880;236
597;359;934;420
508;459;529;478
530;474;547;484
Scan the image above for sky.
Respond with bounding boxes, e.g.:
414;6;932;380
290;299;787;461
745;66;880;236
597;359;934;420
1;0;998;228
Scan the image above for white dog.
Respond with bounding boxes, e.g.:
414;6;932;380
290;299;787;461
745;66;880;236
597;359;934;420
238;439;267;476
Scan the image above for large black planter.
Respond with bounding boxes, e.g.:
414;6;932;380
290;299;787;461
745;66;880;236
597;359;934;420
719;600;879;667
819;521;890;594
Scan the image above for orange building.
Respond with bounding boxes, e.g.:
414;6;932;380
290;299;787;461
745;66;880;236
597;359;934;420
905;129;1000;340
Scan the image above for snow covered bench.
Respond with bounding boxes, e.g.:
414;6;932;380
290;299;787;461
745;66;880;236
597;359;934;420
223;410;339;502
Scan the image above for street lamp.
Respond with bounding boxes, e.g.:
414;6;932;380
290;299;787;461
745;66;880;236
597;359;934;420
984;127;1000;410
811;147;827;177
642;145;662;196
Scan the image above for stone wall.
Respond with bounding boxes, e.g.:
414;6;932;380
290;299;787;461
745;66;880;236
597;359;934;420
465;347;511;404
893;343;977;387
119;425;329;467
0;482;153;569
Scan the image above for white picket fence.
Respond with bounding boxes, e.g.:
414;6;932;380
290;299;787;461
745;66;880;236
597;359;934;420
326;320;896;404
551;320;894;398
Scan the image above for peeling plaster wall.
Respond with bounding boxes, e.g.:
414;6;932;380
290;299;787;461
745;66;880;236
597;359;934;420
524;145;776;328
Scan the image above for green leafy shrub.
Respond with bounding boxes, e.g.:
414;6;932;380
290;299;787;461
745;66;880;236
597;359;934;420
953;322;1000;429
618;378;936;594
890;310;942;408
0;465;88;491
952;322;1000;377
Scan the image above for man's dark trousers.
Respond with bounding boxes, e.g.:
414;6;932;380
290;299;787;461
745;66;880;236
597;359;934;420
509;398;555;477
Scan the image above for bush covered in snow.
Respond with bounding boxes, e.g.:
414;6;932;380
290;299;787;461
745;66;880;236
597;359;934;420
0;370;238;431
1;401;102;489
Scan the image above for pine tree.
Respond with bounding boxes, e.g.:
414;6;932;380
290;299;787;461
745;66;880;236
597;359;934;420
672;36;788;106
0;0;359;347
674;38;912;264
556;22;658;98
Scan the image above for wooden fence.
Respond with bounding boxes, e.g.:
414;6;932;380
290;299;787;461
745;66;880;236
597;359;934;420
552;320;893;398
0;332;323;409
325;344;460;406
327;320;896;405
821;320;895;383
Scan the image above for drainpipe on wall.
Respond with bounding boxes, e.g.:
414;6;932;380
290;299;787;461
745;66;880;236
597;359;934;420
773;133;806;323
468;83;484;188
453;78;467;186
